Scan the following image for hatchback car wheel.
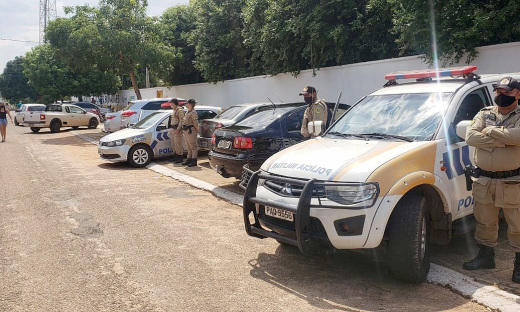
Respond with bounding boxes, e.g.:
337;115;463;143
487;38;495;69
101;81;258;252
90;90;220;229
128;145;152;168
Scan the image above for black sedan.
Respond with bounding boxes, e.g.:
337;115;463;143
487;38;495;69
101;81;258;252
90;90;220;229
209;102;350;179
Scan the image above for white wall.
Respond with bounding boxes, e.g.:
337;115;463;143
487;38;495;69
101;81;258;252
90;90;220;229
117;42;520;109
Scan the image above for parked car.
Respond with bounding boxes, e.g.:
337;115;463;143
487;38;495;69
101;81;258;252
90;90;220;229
14;104;46;126
74;102;110;123
73;102;110;114
198;102;278;152
23;104;99;133
98;111;179;167
241;66;509;282
209;102;350;179
121;98;171;128
103;98;170;133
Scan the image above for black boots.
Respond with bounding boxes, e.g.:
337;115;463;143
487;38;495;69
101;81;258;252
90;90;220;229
513;253;520;283
182;158;192;165
173;154;183;163
463;245;496;270
187;158;197;167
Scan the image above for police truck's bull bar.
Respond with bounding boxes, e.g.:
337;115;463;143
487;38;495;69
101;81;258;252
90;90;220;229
243;170;318;254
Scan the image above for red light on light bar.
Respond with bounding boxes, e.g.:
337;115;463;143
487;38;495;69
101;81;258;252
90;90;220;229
384;65;477;80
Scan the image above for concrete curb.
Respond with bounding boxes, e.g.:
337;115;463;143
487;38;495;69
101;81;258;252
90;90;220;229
80;132;520;312
146;163;243;206
428;264;520;312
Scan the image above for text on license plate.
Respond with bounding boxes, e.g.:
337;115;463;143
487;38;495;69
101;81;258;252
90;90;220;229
265;206;294;222
217;140;232;149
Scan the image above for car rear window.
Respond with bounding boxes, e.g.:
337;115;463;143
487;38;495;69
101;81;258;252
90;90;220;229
216;106;244;119
28;106;45;111
236;107;295;128
46;105;62;112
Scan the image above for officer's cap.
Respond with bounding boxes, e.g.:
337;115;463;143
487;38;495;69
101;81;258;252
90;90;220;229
494;77;520;92
170;98;179;105
299;86;317;96
187;99;197;105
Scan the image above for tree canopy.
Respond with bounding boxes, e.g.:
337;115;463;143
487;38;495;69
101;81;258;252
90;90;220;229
2;0;520;96
0;57;38;104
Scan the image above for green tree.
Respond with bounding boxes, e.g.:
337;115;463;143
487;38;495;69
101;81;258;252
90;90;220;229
243;0;400;76
46;0;173;99
391;0;520;66
190;0;251;82
159;5;203;85
23;44;120;104
0;57;38;104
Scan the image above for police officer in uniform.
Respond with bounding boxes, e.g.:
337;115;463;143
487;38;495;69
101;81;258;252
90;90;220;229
464;76;520;283
182;99;199;167
299;86;328;138
170;98;185;163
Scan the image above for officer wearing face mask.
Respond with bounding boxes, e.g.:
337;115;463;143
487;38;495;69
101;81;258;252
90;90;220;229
299;86;328;138
464;76;520;284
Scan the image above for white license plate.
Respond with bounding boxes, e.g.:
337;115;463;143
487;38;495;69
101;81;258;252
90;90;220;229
217;140;232;149
265;206;294;222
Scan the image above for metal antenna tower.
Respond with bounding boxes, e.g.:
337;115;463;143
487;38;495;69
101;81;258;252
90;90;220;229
39;0;57;44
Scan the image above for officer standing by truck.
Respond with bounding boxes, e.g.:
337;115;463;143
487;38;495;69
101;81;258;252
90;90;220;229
170;98;185;164
464;76;520;283
182;99;199;167
299;86;328;138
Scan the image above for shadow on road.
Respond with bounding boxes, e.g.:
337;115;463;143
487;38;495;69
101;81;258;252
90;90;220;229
248;245;474;311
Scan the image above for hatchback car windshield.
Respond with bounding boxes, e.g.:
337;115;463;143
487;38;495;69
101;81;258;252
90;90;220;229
133;112;165;129
327;92;452;141
216;106;246;120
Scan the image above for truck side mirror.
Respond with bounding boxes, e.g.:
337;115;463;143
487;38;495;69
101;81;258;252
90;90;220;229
308;120;324;137
456;120;471;140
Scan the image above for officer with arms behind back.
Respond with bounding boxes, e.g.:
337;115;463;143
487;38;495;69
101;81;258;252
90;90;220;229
299;86;328;138
170;98;185;164
182;99;199;167
464;76;520;283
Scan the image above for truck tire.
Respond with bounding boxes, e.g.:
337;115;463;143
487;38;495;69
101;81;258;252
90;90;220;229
127;144;153;168
14;118;19;126
50;120;61;133
88;118;99;129
387;193;430;283
30;127;40;133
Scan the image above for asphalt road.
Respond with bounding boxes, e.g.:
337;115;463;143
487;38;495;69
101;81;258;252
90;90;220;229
1;124;489;311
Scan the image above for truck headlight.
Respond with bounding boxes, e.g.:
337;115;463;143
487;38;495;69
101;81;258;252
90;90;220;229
324;183;379;207
106;139;126;147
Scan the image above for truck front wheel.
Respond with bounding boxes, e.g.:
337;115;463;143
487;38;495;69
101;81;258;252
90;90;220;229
387;193;430;283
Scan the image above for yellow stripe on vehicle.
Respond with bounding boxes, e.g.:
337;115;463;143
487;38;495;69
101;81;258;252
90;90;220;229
330;142;405;181
366;142;437;197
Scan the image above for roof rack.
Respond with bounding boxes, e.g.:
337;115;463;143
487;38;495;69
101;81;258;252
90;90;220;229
383;66;480;87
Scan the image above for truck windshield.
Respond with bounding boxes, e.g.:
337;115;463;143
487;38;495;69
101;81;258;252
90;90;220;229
327;92;452;141
134;112;165;129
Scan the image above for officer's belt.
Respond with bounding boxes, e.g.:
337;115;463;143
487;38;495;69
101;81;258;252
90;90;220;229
478;167;520;179
172;124;178;129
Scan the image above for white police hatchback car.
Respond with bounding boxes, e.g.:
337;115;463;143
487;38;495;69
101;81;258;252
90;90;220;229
98;111;176;167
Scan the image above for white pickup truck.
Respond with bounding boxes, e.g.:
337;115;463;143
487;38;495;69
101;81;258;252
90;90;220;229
243;66;520;282
24;104;99;133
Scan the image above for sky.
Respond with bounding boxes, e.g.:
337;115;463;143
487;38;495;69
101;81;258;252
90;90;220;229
0;0;189;73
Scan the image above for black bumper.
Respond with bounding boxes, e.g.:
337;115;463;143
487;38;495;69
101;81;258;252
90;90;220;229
209;152;264;178
243;170;329;254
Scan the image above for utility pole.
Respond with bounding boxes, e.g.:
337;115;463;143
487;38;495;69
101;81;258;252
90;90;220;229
39;0;57;44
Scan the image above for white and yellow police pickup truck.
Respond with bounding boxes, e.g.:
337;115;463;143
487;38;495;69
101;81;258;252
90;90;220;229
243;66;520;282
98;111;177;167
